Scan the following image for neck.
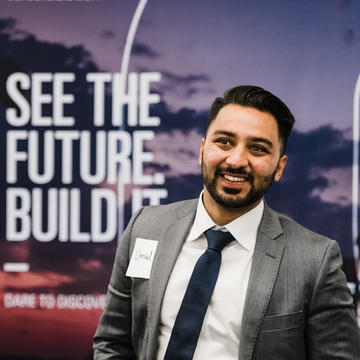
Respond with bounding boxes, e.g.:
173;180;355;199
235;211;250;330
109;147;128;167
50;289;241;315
202;190;262;226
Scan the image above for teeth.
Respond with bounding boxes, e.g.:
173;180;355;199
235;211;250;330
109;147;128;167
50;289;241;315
224;174;246;182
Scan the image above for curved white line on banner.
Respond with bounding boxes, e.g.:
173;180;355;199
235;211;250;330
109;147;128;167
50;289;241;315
353;74;360;260
120;0;148;88
117;0;148;235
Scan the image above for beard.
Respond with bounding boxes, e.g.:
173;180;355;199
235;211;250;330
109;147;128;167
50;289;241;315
201;159;277;209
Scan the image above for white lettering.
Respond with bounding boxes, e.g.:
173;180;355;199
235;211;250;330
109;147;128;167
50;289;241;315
87;73;112;126
91;189;117;242
6;188;31;241
139;72;161;126
6;73;31;126
53;73;75;126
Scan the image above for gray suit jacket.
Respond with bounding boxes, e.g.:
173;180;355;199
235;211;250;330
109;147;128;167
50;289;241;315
93;199;360;359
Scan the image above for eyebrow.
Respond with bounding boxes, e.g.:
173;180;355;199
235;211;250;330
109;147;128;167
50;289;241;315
212;130;273;148
251;137;273;148
212;130;236;137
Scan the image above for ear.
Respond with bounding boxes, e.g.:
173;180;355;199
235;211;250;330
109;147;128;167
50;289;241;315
198;138;205;165
274;155;287;182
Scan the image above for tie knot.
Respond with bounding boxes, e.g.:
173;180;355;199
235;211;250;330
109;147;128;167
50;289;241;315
204;229;234;252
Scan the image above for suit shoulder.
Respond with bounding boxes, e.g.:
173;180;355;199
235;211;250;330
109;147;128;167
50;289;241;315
272;208;333;248
126;199;198;241
135;198;198;222
267;208;343;283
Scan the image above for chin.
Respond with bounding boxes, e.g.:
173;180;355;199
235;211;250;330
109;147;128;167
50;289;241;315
222;187;244;195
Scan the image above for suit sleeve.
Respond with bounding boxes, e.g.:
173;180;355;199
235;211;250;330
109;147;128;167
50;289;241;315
306;240;360;359
93;208;144;360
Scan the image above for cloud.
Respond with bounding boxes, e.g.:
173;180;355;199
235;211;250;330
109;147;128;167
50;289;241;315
161;71;210;85
265;125;355;257
343;28;356;45
78;259;102;271
159;70;212;103
0;17;15;34
0;17;99;75
131;41;160;58
310;166;352;205
164;174;203;203
22;241;117;293
100;29;115;40
0;243;30;263
136;66;213;105
336;0;351;11
148;101;208;133
0;17;30;40
0;270;73;292
146;129;202;177
286;125;352;170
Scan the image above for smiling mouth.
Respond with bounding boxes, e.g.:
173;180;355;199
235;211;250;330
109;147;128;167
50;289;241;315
223;174;247;182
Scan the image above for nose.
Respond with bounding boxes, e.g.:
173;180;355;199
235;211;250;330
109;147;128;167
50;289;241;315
225;146;249;168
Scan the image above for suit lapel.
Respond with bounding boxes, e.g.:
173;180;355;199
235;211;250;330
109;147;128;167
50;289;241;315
146;201;197;360
239;203;285;360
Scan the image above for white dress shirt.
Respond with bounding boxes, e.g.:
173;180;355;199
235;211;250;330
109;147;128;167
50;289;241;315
156;195;264;360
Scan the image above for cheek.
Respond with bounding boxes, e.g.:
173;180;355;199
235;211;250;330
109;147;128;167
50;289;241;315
202;155;216;171
202;147;224;165
252;159;279;177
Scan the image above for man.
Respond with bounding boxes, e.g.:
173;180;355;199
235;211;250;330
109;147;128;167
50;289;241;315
94;85;360;359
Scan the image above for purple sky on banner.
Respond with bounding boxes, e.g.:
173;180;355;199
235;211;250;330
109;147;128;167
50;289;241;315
1;0;360;131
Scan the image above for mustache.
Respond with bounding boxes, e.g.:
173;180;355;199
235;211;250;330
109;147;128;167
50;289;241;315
215;167;254;181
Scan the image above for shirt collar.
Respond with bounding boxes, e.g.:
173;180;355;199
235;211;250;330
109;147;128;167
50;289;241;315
187;191;264;253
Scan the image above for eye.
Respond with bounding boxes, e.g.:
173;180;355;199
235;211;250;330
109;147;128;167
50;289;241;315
215;138;232;147
250;144;268;154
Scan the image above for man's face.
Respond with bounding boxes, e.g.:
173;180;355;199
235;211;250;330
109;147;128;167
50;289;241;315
199;104;287;212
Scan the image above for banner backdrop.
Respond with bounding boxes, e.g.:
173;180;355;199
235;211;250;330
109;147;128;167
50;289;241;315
0;0;359;359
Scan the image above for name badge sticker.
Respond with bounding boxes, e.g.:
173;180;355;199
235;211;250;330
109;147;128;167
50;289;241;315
126;238;158;279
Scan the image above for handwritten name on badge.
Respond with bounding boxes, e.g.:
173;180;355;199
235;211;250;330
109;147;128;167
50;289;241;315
126;238;158;279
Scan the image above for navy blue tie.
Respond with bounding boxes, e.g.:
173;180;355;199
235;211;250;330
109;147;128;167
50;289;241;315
163;229;234;360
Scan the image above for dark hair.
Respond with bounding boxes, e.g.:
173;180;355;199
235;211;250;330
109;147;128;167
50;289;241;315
208;85;295;154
